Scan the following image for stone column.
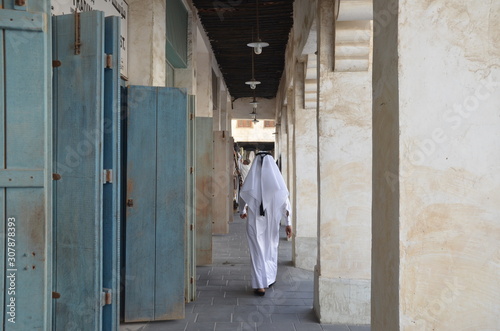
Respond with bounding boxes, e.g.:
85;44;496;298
314;0;372;324
372;0;500;330
293;59;318;271
128;0;166;86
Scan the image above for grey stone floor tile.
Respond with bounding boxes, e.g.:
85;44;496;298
320;325;350;331
259;305;313;314
214;322;244;331
184;322;215;331
193;304;234;314
238;297;274;306
270;313;299;323
233;311;272;325
197;290;225;298
348;326;370;331
120;323;148;331
271;298;309;306
233;305;259;313
213;297;238;305
207;279;228;286
196;312;232;323
256;322;296;331
294;323;324;331
192;296;213;304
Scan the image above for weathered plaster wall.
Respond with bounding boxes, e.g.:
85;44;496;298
316;70;372;324
314;0;372;324
195;51;213;117
373;0;500;330
294;105;318;270
128;0;166;86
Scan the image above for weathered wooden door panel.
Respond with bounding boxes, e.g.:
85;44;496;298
195;118;213;265
0;1;52;329
53;11;108;331
124;87;157;322
102;16;121;331
155;88;187;319
185;95;196;302
124;86;187;322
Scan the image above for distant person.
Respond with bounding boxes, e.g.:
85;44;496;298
239;152;292;296
240;158;251;182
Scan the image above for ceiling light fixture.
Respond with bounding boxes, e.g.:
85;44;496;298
245;47;261;89
247;0;269;55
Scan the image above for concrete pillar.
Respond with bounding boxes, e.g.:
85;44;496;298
372;0;500;330
293;59;318;271
128;0;166;86
314;0;372;324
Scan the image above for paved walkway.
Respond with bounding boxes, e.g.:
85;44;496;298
121;214;370;331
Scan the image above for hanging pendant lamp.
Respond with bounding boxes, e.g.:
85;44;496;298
247;0;269;54
245;46;261;89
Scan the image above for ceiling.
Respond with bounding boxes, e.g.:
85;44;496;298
191;0;295;100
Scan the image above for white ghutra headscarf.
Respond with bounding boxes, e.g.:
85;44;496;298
239;152;289;222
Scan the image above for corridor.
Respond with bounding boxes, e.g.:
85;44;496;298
120;214;371;331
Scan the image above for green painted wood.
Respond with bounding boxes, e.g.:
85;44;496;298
1;1;52;329
52;11;104;331
195;117;213;265
124;86;157;322
102;16;121;331
185;95;196;302
155;88;187;319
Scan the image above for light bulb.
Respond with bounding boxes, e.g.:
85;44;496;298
250;83;256;89
254;46;262;55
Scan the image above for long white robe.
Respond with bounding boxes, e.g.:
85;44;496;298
239;153;291;289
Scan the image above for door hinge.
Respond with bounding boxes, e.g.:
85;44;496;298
190;277;194;284
102;288;112;306
190;224;194;231
126;199;134;207
52;173;62;181
74;12;81;55
103;169;113;184
106;54;112;68
190;167;194;174
52;291;61;299
15;0;25;6
52;60;62;68
190;113;194;120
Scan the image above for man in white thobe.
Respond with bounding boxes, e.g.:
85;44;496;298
239;152;292;296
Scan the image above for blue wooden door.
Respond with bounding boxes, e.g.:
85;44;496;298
53;11;121;331
124;86;187;322
0;0;52;329
102;16;121;331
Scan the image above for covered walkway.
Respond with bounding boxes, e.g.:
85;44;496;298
120;214;371;331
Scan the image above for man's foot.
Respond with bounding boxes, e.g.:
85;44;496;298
254;288;265;296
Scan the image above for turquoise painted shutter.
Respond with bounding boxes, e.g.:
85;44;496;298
0;0;52;329
52;11;104;330
102;16;121;331
124;86;187;322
